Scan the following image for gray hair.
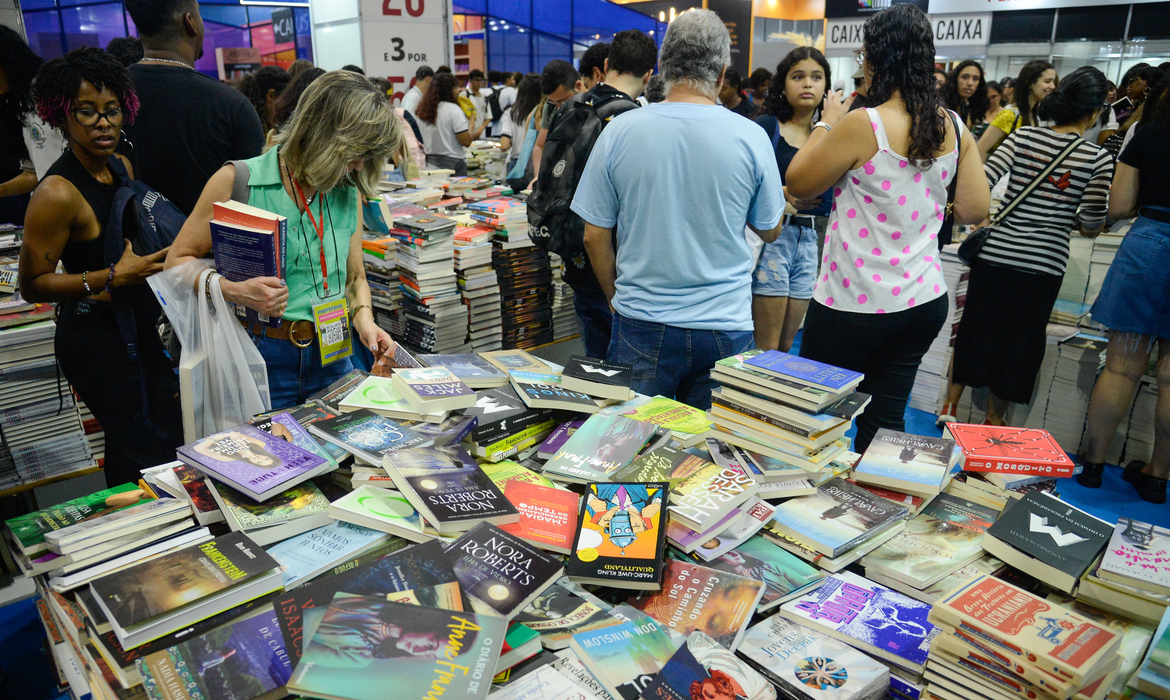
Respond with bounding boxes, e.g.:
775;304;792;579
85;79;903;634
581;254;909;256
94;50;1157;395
659;10;731;101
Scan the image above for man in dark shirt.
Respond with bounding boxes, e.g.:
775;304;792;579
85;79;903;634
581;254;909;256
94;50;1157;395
122;0;265;215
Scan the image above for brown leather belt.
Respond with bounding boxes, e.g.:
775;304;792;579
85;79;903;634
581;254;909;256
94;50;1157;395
241;318;316;348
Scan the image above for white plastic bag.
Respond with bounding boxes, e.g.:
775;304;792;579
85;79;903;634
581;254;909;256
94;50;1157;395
149;262;270;440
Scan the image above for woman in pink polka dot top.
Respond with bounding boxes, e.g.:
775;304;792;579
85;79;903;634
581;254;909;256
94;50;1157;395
783;3;990;451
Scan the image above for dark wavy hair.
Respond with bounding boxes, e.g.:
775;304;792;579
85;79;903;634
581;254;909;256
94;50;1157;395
273;67;324;130
1037;66;1108;127
414;72;458;125
0;26;44;118
757;47;831;123
941;60;989;123
1013;60;1055;127
510;72;541;125
1142;83;1170;126
240;65;291;132
34;47;138;129
863;4;945;168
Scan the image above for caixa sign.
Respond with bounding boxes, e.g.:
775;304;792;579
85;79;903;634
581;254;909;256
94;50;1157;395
826;12;991;51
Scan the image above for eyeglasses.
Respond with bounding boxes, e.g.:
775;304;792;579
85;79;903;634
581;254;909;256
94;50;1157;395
71;108;124;126
854;51;865;66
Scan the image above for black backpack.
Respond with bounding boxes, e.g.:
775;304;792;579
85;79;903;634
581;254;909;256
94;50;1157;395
527;90;639;261
486;88;504;123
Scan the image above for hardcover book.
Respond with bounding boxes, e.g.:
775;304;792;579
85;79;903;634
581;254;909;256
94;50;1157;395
287;596;507;700
136;606;292;700
176;423;331;502
1099;518;1170;596
945;423;1076;478
630;558;765;652
513;577;620;649
419;353;509;388
328;486;429;542
499;481;579;554
860;494;998;590
382;445;519;532
737;615;890;700
743;351;863;392
668;464;759;532
446;522;565;618
567;617;678;700
6;484;146;557
565;482;669;591
769;478;909;558
307;410;432;464
982;491;1113;593
687;535;826;611
779;570;938;674
510;371;603;414
643;631;776;700
542;414;658;484
391;367;477;413
561;356;634;401
853;429;956;497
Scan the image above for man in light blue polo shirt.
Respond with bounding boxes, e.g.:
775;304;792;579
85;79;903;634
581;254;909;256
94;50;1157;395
571;9;785;410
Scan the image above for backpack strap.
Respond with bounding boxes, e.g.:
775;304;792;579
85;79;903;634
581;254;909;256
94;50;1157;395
228;160;251;204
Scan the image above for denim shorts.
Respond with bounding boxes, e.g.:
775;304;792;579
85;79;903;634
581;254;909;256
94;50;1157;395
1090;213;1170;339
752;221;818;299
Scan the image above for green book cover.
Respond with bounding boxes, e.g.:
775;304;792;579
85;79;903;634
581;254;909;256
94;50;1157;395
329;486;426;540
610;446;712;486
210;479;331;531
6;483;146;555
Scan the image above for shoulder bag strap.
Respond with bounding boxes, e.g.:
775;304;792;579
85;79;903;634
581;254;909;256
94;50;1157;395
227;160;251;204
991;135;1082;226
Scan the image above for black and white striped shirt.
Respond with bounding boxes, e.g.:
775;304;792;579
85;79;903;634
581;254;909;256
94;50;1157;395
979;127;1114;277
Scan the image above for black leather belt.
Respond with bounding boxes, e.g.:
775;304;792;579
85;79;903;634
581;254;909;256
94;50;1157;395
1139;207;1170;225
783;214;816;228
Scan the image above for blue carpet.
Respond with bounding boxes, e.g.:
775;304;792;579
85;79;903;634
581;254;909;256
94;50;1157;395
0;597;67;700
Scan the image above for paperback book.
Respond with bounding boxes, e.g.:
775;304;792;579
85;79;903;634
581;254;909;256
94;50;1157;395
561;356;634;401
499;481;578;554
687;535;825;611
853;429;956;497
206;478;332;546
565;482;669;591
668;464;759;532
265;519;390;589
6;484;147;558
538;420;584;460
336;376;447;422
382;445;519;532
267;412;339;468
513;577;619;649
419;353;509;389
542;414;658;484
743;351;863;393
686;498;778;562
176;423;332;501
328;485;429;542
480;349;552;375
945;424;1075;478
446;522;565;618
615;396;712;447
643;631;777;700
1099;518;1170;597
510;371;603;414
567;617;678;700
307;410;432;464
630;559;765;652
610;445;713;486
769;478;909;558
391;366;477;413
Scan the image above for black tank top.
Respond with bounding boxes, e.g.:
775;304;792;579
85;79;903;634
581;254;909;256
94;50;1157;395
45;150;116;275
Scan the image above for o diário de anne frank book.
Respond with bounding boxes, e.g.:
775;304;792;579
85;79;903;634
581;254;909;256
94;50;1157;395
642;631;777;700
287;595;507;700
565;482;669;591
945;423;1075;478
779;571;938;674
446;522;565;618
568;617;678;700
691;535;825;611
136;606;291;700
542;414;659;483
382;445;519;532
176;423;331;502
769;478;909;558
1099;518;1170;596
852;429;956;496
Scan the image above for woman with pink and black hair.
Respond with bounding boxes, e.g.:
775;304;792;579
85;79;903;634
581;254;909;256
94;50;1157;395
18;47;183;487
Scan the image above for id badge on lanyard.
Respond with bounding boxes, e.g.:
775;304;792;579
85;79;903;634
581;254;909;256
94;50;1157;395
312;297;353;366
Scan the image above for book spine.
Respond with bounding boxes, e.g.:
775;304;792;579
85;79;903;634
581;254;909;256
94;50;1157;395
278;218;288;281
712;398;814;438
962;456;1074;478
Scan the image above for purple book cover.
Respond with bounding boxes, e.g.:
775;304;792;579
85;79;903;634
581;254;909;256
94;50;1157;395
176;423;327;496
744;351;862;391
539;419;584;455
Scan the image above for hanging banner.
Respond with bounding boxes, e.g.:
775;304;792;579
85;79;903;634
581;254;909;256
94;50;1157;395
825;12;991;52
359;0;451;103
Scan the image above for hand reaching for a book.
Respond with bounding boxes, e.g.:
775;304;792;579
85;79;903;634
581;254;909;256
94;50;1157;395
221;276;289;318
113;240;169;287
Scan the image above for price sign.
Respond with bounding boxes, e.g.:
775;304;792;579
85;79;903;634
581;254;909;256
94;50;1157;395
359;0;448;103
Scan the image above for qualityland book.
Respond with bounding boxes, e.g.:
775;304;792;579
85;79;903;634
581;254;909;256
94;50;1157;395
6;484;147;559
446;522;565;618
287;595;507;700
744;351;863;393
643;630;777;700
982;491;1113;594
928;574;1121;687
631;558;765;652
770;478;909;558
382;445;519;532
1098;518;1170;596
861;494;998;590
391;366;478;413
135;605;291;700
668;463;759;532
779;571;938;675
419;353;509;388
568;617;678;700
944;423;1075;478
542;414;658;484
307;409;432;464
561;356;634;401
89;532;282;650
328;485;429;542
499;481;578;554
565;482;669;591
853;430;957;497
176;423;333;501
207;478;333;546
737;614;890;700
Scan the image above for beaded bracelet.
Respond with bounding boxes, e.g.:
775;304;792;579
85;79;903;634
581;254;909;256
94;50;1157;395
82;270;93;295
102;263;116;295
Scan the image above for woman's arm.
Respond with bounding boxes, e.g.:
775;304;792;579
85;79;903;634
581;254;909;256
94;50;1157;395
166;164;288;317
1077;153;1115;238
0;170;37;199
346;196;395;358
1108;162;1140;220
953;126;991;225
499;135;512;151
976;124;1006;162
786;95;866;200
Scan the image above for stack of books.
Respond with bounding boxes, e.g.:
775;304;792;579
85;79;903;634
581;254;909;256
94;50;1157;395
1016;323;1079;431
75;397;105;467
1042;335;1106;449
852;428;960;499
1057;235;1094;307
467;197;530;248
493;241;553;350
707;350;868;472
455;226;504;352
1078;517;1170;626
361;234;403;337
548;253;577;341
1130;607;1170;700
1122;375;1158;466
1086;229;1123;307
911;242;967;413
393;213;468;353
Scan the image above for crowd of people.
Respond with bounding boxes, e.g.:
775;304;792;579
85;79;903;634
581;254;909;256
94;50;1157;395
0;0;1166;505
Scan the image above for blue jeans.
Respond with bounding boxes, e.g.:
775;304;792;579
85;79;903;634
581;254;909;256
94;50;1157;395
607;313;755;410
573;286;614;360
252;333;354;410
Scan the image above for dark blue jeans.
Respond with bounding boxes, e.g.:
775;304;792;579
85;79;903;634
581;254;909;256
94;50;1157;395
607;313;755;411
252;333;354;411
573;286;614;360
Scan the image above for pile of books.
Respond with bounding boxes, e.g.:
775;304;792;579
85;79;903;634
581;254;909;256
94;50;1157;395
548;253;577;341
361;234;403;336
393;212;469;353
1122;375;1158;466
76;397;105;466
1078;517;1170;626
911;243;967;413
1086;228;1123;307
494;239;553;350
455;225;503;352
1057;235;1095;307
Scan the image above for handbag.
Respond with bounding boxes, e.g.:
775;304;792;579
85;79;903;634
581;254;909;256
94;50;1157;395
957;134;1083;266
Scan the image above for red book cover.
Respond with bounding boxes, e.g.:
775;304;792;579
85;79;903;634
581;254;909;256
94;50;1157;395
947;424;1075;478
499;481;578;555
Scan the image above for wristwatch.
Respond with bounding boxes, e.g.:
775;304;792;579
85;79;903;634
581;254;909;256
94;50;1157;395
813;121;832;133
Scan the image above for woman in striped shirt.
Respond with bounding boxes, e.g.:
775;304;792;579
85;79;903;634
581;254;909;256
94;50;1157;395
939;67;1114;427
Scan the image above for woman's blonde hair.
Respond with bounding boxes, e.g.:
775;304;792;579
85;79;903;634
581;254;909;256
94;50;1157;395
271;70;401;199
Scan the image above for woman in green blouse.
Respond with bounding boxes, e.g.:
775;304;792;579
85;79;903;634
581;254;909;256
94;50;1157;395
169;71;402;408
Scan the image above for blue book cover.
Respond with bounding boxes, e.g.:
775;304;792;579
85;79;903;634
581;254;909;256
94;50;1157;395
779;570;938;673
176;423;330;500
265;519;389;588
418;354;507;386
568;618;678;700
307;410;433;464
363;200;390;234
769;478;908;557
743;351;862;392
210;220;282;329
